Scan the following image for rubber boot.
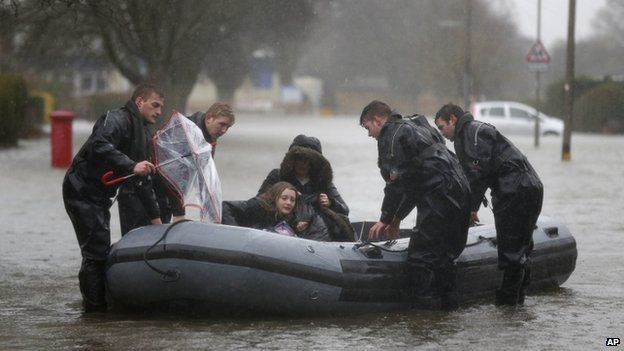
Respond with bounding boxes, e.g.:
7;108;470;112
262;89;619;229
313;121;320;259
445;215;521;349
79;259;108;313
495;266;525;306
405;261;436;308
433;263;459;310
518;266;531;305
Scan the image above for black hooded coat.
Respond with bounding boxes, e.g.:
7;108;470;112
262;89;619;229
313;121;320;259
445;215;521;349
257;135;353;241
376;115;471;261
452;113;543;269
63;100;160;255
62;100;158;310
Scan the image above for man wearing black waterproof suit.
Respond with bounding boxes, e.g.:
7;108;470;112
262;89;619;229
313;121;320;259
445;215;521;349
435;103;544;306
62;84;164;312
360;100;471;309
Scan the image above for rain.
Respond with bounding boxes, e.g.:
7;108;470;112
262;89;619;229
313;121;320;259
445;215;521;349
1;0;623;350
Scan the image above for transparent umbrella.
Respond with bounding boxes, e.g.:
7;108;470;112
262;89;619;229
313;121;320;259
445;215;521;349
153;112;222;223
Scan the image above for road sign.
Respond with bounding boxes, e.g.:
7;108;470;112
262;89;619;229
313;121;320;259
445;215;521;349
528;62;549;72
526;40;551;63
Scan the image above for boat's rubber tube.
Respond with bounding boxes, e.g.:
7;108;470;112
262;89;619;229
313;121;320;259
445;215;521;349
106;217;576;315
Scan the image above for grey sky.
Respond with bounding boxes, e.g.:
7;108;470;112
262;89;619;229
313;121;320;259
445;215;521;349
496;0;606;49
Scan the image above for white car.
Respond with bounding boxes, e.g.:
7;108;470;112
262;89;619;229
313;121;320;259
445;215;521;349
469;101;564;136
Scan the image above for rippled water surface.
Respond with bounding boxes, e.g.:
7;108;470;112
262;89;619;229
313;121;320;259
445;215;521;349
1;114;622;350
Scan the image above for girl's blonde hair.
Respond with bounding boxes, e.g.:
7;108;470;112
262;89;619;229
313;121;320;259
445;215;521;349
258;181;298;206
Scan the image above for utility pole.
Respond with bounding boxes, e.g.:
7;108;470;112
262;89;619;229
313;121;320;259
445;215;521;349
562;0;575;161
534;0;542;148
463;0;472;109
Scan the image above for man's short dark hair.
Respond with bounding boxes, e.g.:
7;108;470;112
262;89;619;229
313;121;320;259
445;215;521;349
359;100;392;125
131;83;164;101
435;103;464;122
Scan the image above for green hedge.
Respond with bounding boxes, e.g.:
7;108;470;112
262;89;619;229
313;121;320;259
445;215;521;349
576;83;624;134
543;76;600;119
544;77;624;134
0;74;28;148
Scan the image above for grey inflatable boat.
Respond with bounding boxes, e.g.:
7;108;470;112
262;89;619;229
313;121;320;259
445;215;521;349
106;217;576;315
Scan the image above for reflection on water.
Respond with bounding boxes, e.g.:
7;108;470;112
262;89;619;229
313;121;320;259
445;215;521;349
1;114;623;350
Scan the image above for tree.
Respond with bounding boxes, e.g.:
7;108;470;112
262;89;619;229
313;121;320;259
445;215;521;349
594;0;624;49
203;38;251;102
251;0;317;86
10;0;318;111
0;3;17;71
203;0;318;101
297;0;531;113
87;1;252;112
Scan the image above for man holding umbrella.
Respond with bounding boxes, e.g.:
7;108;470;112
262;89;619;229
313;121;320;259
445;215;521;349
62;83;164;313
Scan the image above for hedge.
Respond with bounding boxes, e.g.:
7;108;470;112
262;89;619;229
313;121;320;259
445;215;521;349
0;74;28;147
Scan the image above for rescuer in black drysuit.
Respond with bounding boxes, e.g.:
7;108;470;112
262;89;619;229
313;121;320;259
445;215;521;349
435;103;543;305
62;84;164;312
360;101;471;309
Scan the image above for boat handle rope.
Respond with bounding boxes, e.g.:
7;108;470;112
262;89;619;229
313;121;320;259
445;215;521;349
144;219;193;282
355;234;496;253
354;240;408;253
465;235;497;247
354;221;408;252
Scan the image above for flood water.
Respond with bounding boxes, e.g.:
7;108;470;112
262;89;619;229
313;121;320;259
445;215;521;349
1;113;623;350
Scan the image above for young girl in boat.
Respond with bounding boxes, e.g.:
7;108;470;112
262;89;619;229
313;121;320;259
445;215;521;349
222;181;298;236
257;134;354;241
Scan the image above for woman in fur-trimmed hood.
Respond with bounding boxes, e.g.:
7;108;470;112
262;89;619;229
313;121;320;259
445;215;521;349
257;135;353;241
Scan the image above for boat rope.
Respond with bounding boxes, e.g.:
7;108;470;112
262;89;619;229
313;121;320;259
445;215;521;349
143;219;193;282
354;240;409;253
354;221;409;252
465;235;497;247
355;234;496;252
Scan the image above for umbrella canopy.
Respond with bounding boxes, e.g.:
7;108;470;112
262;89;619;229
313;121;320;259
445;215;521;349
153;112;222;223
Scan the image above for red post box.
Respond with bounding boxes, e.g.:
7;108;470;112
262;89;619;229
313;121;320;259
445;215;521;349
50;110;76;168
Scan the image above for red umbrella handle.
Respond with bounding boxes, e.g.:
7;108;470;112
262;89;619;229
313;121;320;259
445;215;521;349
101;171;136;186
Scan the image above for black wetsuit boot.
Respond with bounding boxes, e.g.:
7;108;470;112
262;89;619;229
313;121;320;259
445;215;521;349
406;259;434;293
433;262;459;310
79;259;108;312
518;265;531;305
496;265;525;306
406;249;459;310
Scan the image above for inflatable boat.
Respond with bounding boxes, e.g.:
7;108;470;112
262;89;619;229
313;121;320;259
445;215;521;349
106;217;577;315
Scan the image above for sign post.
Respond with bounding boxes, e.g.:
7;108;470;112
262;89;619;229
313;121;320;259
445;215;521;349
526;39;550;148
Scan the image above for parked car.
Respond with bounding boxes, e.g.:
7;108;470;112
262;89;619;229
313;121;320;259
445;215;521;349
470;101;564;136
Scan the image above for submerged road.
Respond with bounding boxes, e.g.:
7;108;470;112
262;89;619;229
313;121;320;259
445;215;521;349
0;113;622;350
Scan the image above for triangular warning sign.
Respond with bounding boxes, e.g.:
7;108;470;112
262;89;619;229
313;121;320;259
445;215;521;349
526;40;551;63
